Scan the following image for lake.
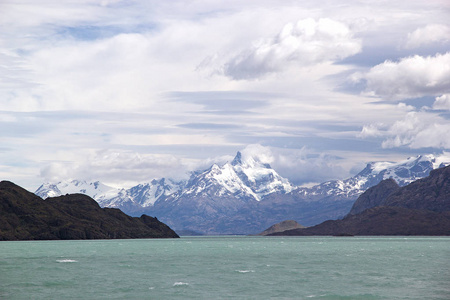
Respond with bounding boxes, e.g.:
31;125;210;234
1;236;449;299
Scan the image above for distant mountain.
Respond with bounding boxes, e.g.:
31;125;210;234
1;181;179;240
35;178;184;216
143;151;293;234
98;178;184;216
35;152;450;235
36;180;121;202
270;165;450;236
291;154;449;202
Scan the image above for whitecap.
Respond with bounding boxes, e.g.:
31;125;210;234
236;270;255;273
173;282;189;286
56;259;78;263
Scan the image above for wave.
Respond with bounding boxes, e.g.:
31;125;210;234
173;282;189;287
235;270;255;273
56;259;78;263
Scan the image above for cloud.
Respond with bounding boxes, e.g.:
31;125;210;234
354;52;450;100
405;24;450;49
359;111;450;149
219;18;361;80
270;147;347;185
433;94;450;110
2;1;450;190
240;144;275;165
39;149;196;187
237;144;347;185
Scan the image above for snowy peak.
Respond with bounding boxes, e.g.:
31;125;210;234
126;178;184;207
35;183;62;199
230;151;243;166
35;180;120;201
35;178;185;213
231;151;272;169
182;162;258;200
294;153;450;201
231;151;291;195
182;151;292;201
356;154;450;187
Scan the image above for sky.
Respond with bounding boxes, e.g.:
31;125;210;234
1;0;450;191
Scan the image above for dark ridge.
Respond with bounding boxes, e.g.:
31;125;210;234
348;178;400;215
0;181;179;241
270;165;450;236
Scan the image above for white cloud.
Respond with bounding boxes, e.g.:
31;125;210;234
433;94;450;110
2;0;450;190
240;144;275;165
356;52;450;100
39;149;195;187
219;18;361;80
359;111;450;149
358;123;386;138
405;24;450;49
270;147;347;185
237;144;347;185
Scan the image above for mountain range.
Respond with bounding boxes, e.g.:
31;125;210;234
270;165;450;236
35;151;450;234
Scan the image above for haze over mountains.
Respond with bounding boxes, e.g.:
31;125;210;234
36;151;450;234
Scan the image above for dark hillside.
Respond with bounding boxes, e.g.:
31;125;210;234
270;165;450;236
0;181;179;240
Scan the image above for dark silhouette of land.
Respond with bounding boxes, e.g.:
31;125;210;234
0;181;179;240
270;165;450;236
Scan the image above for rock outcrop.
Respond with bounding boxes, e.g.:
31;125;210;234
257;220;305;236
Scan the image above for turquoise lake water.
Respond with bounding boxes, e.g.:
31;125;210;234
1;236;449;299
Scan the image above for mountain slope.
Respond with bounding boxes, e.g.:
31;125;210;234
348;178;400;215
271;165;450;236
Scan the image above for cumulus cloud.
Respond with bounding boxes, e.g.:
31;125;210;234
433;94;450;110
405;24;450;49
359;112;450;149
355;52;450;100
221;18;361;80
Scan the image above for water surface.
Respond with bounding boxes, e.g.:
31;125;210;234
1;236;449;299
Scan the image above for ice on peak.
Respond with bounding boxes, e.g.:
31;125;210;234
231;148;273;169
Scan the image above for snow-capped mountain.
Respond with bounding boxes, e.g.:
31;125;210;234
97;178;185;214
35;180;121;202
35;178;184;215
35;152;450;234
292;154;450;201
179;151;292;202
